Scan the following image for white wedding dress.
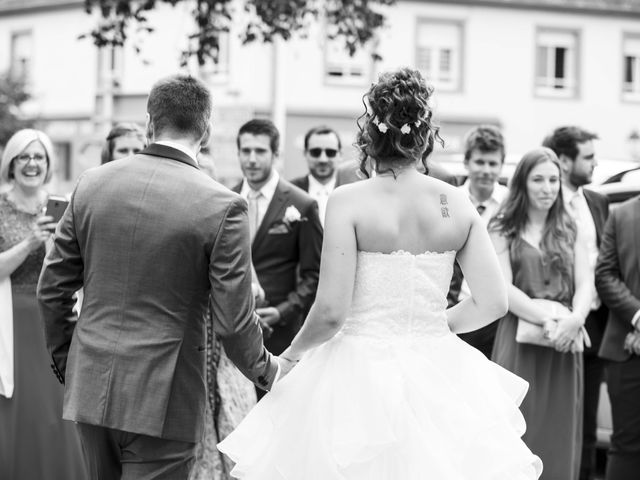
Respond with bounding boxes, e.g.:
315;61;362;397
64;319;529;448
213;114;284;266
218;250;543;479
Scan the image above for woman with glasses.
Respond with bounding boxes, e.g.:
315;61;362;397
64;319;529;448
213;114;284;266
0;129;87;479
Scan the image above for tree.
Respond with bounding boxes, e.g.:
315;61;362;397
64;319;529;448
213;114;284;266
81;0;395;66
0;75;33;146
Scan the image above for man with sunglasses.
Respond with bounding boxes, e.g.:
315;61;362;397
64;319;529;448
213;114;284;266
291;126;358;226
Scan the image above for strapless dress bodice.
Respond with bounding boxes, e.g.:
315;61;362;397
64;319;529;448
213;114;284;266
340;250;456;340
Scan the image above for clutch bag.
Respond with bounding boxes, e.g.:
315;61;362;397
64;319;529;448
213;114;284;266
516;298;590;351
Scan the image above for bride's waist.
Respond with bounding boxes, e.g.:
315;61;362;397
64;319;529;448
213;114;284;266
340;314;450;339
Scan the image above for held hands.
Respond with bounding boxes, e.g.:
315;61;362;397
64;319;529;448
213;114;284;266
256;307;280;339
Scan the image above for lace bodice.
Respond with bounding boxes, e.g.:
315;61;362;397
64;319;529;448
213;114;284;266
340;250;456;340
0;193;47;293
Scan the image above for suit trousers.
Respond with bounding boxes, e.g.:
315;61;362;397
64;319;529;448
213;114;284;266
579;351;606;480
605;356;640;480
75;422;196;480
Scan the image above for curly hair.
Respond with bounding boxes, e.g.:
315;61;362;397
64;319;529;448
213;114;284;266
355;67;443;178
489;147;577;299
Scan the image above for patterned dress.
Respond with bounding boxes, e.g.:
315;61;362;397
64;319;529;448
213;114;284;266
0;192;87;479
189;309;258;480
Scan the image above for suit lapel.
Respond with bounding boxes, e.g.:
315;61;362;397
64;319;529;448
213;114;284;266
252;180;289;251
583;189;606;245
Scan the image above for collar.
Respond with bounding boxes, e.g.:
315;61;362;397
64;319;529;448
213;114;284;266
563;185;584;206
155;140;198;164
308;173;336;192
461;180;508;206
241;170;280;202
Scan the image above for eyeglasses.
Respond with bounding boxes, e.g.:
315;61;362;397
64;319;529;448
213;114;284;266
308;148;338;159
14;153;47;165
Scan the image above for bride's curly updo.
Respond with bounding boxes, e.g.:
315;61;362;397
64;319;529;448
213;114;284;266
356;67;443;178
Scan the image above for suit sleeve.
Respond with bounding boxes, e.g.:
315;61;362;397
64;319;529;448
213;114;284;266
595;209;640;325
275;199;323;324
209;196;278;391
37;186;84;382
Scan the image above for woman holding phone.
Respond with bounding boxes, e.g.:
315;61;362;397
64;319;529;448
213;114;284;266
0;129;87;479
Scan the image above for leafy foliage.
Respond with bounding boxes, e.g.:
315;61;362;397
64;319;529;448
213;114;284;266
81;0;395;66
0;75;33;146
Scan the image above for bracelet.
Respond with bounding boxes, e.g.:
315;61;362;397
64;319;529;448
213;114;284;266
281;355;300;363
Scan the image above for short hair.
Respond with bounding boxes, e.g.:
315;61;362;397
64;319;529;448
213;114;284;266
0;129;56;185
147;75;212;141
542;126;599;161
304;125;342;151
463;125;505;163
236;119;280;154
101;122;146;164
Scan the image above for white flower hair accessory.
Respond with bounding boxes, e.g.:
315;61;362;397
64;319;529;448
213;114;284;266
400;124;411;134
283;205;302;225
372;116;388;133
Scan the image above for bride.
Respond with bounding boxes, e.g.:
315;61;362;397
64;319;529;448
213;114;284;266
218;67;543;479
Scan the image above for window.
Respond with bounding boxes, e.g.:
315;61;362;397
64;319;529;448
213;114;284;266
623;34;640;101
535;28;579;98
416;19;462;92
324;37;372;85
10;30;33;86
199;32;230;83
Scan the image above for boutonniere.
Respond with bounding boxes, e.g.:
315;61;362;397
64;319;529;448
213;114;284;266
282;205;305;226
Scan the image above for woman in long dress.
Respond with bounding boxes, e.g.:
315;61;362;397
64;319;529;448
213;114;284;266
218;67;542;479
490;148;592;480
0;129;87;479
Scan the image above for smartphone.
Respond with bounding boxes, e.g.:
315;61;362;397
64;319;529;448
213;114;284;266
44;196;69;224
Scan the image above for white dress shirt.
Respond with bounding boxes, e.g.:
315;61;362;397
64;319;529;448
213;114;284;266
564;187;601;311
307;174;336;227
458;181;508;301
240;171;280;235
154;140;199;164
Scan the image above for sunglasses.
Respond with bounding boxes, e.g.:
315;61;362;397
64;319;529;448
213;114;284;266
308;148;338;159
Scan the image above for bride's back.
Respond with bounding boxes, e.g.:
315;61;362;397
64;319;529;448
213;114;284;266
347;170;472;256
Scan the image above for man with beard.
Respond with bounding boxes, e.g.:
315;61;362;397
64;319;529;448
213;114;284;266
543;126;609;480
448;125;509;358
290;126;354;226
233;119;323;365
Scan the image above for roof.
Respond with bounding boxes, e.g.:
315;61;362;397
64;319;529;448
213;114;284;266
0;0;82;14
418;0;640;16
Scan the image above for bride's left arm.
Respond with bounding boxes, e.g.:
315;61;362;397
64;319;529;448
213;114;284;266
281;188;357;363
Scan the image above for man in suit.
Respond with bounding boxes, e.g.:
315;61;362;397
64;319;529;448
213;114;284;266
595;196;640;480
448;125;509;358
37;75;279;479
233;119;323;358
290;125;355;226
543;126;609;480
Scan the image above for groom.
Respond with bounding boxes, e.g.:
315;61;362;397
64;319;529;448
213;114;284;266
37;75;279;479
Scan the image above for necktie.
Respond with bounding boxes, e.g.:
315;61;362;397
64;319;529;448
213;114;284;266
476;204;486;215
247;190;261;240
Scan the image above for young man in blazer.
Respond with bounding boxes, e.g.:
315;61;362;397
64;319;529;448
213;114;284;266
544;126;609;480
595;196;640;480
233;119;323;358
38;75;279;479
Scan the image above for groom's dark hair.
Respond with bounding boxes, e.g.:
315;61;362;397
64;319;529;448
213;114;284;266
147;74;212;141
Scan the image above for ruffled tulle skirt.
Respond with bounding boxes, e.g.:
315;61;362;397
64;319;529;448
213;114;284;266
218;331;543;480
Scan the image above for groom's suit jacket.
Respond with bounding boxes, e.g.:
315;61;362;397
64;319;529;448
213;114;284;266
232;178;323;355
37;144;277;442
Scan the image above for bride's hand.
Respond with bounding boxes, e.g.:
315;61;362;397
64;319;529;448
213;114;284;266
277;347;302;380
